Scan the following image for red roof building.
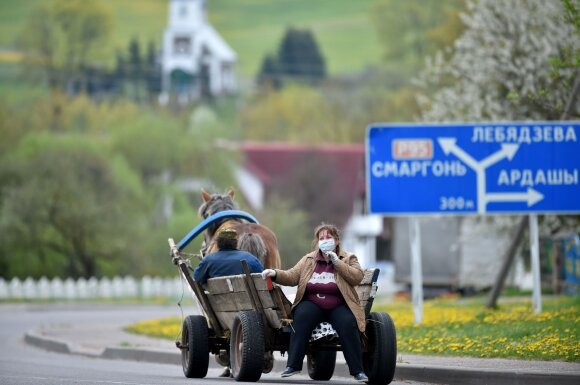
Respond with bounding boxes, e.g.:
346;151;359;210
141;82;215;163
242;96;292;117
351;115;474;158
235;142;366;228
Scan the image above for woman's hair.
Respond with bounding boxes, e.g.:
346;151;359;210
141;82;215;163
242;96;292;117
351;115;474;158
311;222;341;251
238;232;267;265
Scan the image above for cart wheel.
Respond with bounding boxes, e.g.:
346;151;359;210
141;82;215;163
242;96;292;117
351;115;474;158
181;315;209;378
363;312;396;385
307;350;336;381
230;311;265;382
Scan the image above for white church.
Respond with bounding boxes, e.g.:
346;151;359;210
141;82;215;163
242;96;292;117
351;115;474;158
160;0;237;103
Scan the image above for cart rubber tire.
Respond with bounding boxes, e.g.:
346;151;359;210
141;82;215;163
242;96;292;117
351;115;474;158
230;311;265;382
307;350;336;381
363;312;397;385
181;315;209;378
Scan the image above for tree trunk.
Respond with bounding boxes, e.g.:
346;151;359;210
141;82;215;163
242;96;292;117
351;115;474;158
485;216;527;308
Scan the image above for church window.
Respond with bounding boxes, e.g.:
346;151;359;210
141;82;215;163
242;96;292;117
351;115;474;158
173;36;191;55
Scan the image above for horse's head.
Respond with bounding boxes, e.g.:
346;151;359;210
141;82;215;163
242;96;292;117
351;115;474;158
198;187;240;219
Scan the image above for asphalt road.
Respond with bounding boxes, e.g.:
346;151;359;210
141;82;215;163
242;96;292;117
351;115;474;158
0;303;433;385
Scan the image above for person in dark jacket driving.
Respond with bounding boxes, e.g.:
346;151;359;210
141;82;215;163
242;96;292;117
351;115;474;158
193;228;264;284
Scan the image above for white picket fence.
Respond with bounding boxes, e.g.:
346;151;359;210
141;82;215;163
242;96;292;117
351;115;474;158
0;276;186;300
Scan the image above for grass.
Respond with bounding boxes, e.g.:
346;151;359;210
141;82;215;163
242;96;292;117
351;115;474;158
125;295;580;362
0;0;382;77
374;295;579;362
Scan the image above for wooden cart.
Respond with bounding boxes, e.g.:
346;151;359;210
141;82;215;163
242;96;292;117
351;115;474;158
168;210;397;383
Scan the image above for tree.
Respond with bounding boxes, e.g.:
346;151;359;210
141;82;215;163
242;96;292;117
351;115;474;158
370;0;466;77
145;40;161;98
256;54;282;90
240;85;348;142
128;38;143;100
0;134;146;279
19;0;113;92
416;0;580;122
256;27;326;87
278;28;326;82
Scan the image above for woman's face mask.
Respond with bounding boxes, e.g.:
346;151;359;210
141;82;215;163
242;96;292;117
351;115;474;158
318;238;336;253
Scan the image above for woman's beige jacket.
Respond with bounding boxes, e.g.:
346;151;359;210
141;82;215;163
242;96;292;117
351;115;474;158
273;249;366;332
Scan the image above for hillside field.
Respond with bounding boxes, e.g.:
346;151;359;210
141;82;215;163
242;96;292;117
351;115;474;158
0;0;382;78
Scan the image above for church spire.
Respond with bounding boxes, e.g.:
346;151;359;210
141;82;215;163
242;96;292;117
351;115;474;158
168;0;206;29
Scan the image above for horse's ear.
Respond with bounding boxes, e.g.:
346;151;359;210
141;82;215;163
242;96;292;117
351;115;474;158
201;188;211;202
226;187;235;199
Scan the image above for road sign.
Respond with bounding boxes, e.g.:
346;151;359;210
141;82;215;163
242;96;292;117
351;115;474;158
366;122;580;215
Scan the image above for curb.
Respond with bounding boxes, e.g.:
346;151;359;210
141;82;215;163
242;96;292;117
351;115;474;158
24;331;72;355
24;330;579;385
101;347;182;365
394;364;580;385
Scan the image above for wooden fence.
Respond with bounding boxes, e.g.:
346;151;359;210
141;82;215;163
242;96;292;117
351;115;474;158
0;276;185;299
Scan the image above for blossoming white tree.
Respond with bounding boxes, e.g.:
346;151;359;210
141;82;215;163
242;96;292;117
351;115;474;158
417;0;579;122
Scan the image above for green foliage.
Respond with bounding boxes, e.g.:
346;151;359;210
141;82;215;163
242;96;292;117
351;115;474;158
0;94;241;279
0;133;147;278
114;37;160;101
370;0;466;77
251;195;312;269
418;0;579;121
110;112;187;182
15;91;138;135
241;74;422;144
256;54;282;90
258;27;326;86
18;0;113;90
241;85;338;142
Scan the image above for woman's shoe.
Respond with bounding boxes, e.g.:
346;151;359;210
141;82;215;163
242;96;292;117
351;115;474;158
354;372;368;383
281;367;301;377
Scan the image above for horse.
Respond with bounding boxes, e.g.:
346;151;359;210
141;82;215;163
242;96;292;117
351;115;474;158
198;188;281;269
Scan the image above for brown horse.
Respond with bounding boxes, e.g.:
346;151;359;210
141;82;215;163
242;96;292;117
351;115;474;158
198;188;281;269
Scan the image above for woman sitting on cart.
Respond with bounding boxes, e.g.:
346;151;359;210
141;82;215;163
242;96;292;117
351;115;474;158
194;228;264;285
261;223;368;383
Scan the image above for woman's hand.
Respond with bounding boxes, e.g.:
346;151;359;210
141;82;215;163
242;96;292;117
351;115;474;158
325;251;340;264
261;269;276;279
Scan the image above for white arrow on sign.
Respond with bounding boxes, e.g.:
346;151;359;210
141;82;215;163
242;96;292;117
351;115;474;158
486;188;544;207
437;137;543;213
480;143;519;168
438;138;479;169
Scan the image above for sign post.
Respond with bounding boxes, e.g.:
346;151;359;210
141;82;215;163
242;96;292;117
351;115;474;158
409;217;423;324
529;214;541;313
366;122;580;321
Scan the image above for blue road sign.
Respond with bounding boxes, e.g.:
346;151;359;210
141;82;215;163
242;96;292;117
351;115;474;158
366;122;580;215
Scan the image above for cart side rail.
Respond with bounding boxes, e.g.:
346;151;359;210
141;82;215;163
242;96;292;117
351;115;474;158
204;273;291;331
357;268;380;317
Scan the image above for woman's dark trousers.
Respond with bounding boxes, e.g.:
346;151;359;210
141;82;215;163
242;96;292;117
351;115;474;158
287;300;364;375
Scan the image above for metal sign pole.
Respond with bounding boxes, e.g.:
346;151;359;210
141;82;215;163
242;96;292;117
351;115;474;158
529;214;542;313
409;217;423;324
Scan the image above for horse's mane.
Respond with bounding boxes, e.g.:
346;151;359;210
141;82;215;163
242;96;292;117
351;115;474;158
198;191;241;238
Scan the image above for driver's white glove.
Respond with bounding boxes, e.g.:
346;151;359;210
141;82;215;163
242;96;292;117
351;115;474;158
325;251;340;264
261;269;276;279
